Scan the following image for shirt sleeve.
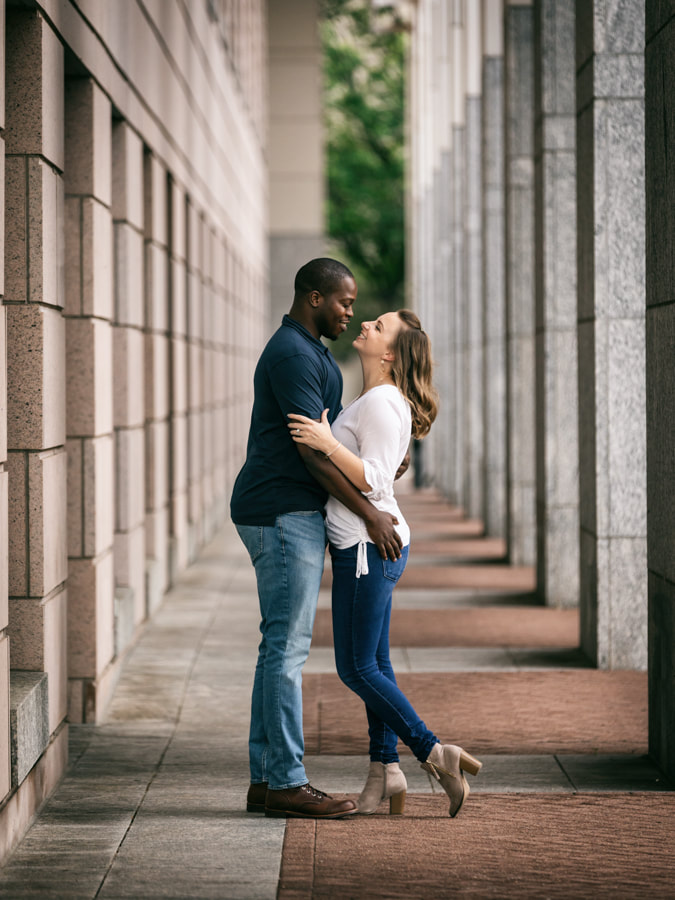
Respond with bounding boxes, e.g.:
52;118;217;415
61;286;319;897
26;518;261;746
357;393;410;500
268;352;327;421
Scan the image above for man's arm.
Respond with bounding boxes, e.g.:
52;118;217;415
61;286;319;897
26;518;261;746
297;444;402;561
395;451;410;481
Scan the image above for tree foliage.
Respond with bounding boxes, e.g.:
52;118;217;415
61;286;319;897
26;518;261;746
320;0;406;358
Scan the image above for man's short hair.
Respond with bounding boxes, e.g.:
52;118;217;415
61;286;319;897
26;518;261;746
294;258;354;299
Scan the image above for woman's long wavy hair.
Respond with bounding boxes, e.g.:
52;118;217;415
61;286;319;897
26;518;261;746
391;310;438;439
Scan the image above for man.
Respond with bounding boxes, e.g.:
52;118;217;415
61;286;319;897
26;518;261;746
231;258;403;819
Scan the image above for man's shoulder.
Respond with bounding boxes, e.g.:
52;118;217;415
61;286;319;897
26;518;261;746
262;324;327;369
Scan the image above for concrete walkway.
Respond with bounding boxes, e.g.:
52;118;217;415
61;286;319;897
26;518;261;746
0;491;672;898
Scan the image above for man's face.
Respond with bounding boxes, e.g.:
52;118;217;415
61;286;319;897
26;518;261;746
316;276;357;341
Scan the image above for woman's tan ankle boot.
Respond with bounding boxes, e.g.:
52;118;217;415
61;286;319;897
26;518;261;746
357;761;407;815
421;743;482;817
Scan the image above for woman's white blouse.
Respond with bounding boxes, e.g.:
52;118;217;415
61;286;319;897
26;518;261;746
325;384;411;576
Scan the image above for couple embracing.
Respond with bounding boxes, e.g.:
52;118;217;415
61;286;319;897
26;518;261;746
230;259;481;821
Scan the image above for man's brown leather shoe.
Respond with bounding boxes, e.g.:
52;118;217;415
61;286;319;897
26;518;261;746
265;783;357;819
246;782;268;813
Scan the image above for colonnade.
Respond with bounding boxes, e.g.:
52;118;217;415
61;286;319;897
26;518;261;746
409;0;674;779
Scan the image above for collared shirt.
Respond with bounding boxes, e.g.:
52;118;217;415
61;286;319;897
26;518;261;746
230;315;343;525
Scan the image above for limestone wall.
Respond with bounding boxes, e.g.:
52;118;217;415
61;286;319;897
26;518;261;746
0;0;269;863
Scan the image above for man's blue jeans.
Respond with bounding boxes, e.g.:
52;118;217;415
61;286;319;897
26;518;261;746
236;511;326;790
330;541;438;764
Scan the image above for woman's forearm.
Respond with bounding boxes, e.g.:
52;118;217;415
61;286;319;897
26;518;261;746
296;444;402;560
324;440;371;493
287;410;371;492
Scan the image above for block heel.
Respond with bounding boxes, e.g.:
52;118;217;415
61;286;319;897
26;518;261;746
389;790;406;815
459;750;482;777
357;761;408;815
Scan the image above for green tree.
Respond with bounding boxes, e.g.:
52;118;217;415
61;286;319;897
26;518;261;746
321;0;407;359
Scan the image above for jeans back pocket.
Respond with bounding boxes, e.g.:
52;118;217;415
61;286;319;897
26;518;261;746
382;545;409;583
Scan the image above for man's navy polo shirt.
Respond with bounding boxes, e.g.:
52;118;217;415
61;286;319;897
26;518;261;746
230;315;343;525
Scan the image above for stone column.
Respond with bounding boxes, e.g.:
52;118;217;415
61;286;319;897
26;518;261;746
112;120;146;649
199;220;215;541
186;201;204;560
268;0;323;331
533;0;579;607
645;5;675;778
481;0;507;538
212;234;228;515
204;228;223;538
5;9;68;737
0;0;9;805
436;153;453;498
437;0;455;499
231;250;259;480
168;179;189;583
412;0;447;491
464;0;484;519
451;1;466;508
143;152;170;613
224;242;237;494
64;76;114;722
504;1;536;565
201;224;216;540
576;0;647;669
0;349;6;806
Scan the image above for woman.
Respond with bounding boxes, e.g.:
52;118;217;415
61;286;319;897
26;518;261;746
288;309;482;818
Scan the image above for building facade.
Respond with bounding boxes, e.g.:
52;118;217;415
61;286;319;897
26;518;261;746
0;0;320;863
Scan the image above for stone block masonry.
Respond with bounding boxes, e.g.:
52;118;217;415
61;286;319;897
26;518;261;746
481;47;507;542
645;4;675;784
575;0;647;670
64;76;116;723
0;0;269;868
534;0;580;608
9;672;48;788
505;3;536;568
112;118;146;636
3;2;69;832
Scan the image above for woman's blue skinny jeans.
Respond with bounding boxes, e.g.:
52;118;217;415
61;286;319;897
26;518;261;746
330;541;438;764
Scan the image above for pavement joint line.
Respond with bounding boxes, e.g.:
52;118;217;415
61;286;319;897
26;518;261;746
553;753;578;791
91;729;174;900
92;579;224;900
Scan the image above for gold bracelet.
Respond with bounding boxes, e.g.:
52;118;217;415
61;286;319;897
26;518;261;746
325;441;342;459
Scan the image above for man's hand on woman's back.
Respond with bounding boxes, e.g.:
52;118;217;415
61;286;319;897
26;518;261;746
365;509;403;561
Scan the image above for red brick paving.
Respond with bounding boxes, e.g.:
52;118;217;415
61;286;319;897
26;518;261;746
408;536;506;558
399;563;536;590
410;518;485;538
397;500;464;519
303;670;648;756
321;562;535;591
312;607;579;648
279;794;675;899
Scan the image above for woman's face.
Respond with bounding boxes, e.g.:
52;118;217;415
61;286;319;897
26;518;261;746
353;312;403;361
